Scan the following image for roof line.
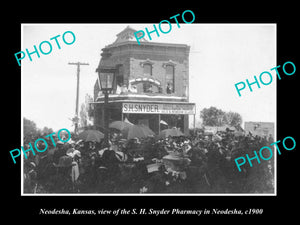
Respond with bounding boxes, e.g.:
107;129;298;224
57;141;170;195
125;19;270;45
105;40;190;49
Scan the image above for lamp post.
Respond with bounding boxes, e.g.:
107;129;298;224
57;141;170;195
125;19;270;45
97;67;116;148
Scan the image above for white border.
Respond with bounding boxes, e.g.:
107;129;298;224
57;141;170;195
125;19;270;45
21;23;24;195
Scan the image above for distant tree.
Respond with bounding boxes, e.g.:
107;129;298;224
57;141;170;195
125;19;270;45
200;107;226;126
224;111;243;127
23;118;42;144
79;103;87;128
24;118;38;137
41;126;54;136
79;93;94;128
24;118;56;144
200;107;243;127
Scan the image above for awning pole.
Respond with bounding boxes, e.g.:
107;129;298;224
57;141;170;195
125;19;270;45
158;114;161;133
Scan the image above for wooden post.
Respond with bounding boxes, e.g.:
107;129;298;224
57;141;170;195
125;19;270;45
158;114;161;134
68;62;89;134
103;91;109;148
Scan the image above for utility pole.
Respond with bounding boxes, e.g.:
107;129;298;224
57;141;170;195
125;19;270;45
68;62;89;134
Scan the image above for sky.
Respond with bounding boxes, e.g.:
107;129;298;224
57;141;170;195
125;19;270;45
22;23;276;131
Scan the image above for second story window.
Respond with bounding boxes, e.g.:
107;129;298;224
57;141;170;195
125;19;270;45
166;65;175;93
116;64;124;86
143;63;152;76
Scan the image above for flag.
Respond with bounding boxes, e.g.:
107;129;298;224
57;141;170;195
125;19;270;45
160;120;168;126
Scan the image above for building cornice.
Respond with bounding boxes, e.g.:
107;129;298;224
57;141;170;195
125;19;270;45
95;93;189;103
104;40;190;50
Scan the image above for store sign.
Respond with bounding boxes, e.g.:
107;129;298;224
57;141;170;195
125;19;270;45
122;103;195;115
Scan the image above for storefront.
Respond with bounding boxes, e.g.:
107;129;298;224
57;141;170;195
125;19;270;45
92;94;196;135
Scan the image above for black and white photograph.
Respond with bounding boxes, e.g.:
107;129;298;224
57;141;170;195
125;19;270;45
3;4;298;220
21;23;276;195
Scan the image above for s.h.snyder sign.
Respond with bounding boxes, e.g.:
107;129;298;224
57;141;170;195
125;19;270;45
122;103;195;115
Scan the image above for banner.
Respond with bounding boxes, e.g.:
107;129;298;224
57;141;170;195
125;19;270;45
122;103;195;115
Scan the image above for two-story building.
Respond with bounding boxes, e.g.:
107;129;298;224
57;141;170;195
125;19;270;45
91;26;195;134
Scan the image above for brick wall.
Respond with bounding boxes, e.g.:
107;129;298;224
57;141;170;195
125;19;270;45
96;42;190;98
129;57;188;96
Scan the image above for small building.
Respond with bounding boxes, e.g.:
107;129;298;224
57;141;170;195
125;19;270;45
90;26;196;135
204;125;238;133
244;121;275;138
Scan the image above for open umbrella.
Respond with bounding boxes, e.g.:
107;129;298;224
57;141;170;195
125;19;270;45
122;124;155;140
109;120;133;131
158;128;184;139
78;129;104;142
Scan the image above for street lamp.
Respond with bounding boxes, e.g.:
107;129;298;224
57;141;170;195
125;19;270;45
97;67;116;148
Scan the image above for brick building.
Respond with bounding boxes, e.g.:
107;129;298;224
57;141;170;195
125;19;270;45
91;26;195;134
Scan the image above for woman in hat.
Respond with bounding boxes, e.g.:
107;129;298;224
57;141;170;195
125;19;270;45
50;156;74;193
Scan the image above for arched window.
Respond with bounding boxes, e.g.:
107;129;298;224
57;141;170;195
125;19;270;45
166;65;175;93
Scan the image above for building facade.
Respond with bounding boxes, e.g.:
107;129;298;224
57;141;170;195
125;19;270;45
91;26;195;134
244;121;275;138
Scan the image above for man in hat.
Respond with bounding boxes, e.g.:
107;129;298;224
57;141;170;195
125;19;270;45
35;140;56;190
95;147;121;193
53;141;66;164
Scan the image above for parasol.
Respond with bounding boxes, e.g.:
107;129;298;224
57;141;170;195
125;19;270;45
122;124;155;140
78;129;104;142
109;120;133;131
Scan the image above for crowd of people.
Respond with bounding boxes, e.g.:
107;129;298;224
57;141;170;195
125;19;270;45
23;128;274;194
